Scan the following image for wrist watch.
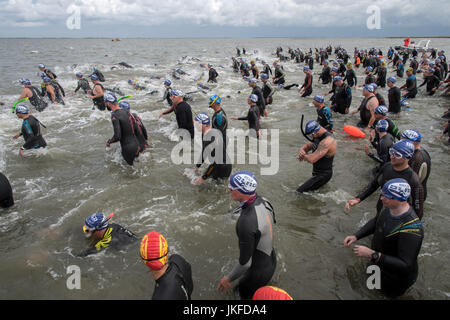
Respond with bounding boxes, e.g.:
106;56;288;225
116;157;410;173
371;252;380;263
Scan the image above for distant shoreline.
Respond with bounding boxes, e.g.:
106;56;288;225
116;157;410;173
0;36;449;39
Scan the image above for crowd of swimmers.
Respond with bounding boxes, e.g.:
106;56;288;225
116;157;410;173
1;42;449;300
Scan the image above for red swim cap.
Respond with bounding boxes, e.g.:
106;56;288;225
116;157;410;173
253;286;293;300
140;231;169;270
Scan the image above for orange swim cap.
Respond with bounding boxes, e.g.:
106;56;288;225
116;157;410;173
252;286;293;300
140;231;169;270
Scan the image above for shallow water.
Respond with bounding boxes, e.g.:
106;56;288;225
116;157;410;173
0;38;449;300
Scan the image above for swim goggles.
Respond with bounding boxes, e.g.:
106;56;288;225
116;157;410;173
389;148;404;159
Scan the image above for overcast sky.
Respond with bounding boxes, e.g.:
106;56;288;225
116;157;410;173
0;0;449;38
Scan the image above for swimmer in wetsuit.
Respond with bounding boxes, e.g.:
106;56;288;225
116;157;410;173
400;68;417;99
73;73;92;95
119;101;148;154
343;62;357;88
42;77;65;105
312;94;333;132
260;73;275;106
296;121;337;193
104;93;140;166
230;94;261;139
18;78;48;112
298;66;313;98
140;231;193;300
207;64;219;83
89;74;106;111
332;76;352;114
346;140;424;219
344;178;424;298
79;212;137;257
192;112;232;185
365;119;395;175
12;105;47;157
218;171;276;300
351;84;379;129
0;172;14;209
319;60;332;85
248;78;267;117
400;130;431;201
387;77;401;116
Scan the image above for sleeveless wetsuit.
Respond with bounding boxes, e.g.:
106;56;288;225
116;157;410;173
92;84;106;111
409;148;431;201
28;86;48;112
333;83;352;114
229;195;276;300
152;254;193;300
107;108;139;165
354;206;423;297
297;132;335;193
357;95;376;128
21;115;47;150
130;112;148;153
0;172;14;208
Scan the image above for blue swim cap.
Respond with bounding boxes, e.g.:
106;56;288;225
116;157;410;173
303;66;310;71
170;89;184;97
260;73;269;80
381;178;411;201
376;119;389;132
249;94;258;103
104;92;117;103
15;104;29;114
84;212;109;231
366;66;373;72
228;171;257;195
428;68;435;73
391;140;415;159
375;105;388;116
42;76;51;83
194;112;210;125
371;83;378;90
331;67;338;73
324;60;329;65
305;120;321;135
387;76;397;83
435;59;441;63
313;94;325;104
333;75;342;82
19;78;31;85
38;64;45;69
209;94;221;106
363;84;374;93
119;101;130;111
90;74;99;81
248;78;257;84
401;129;422;143
76;72;83;78
164;79;171;86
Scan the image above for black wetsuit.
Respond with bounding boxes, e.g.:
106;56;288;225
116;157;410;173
44;69;65;97
355;163;424;219
262;64;272;76
175;101;194;139
232;60;240;73
405;75;418;98
376;67;387;88
365;74;375;85
419;75;440;96
368;133;395;175
357;96;377;128
251;86;266;116
316;106;333;131
409;148;431;201
354;206;423;297
28;86;48;112
388;86;401;114
0;172;14;208
300;73;313;97
160;87;173;106
74;78;92;94
208;68;219;83
338;64;346;77
319;66;332;84
90;70;105;82
92;83;106;111
107;108;139;165
47;83;65;105
297;132;335;193
229;195;276;300
375;93;386;107
78;223;137;257
238;105;260;139
262;82;275;105
20;115;47;150
333;83;352;114
152;254;193;300
344;69;357;87
273;68;285;85
130;112;148;154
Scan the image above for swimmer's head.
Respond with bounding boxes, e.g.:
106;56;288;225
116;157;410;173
119;101;130;111
83;212;111;238
228;171;258;196
15;104;29;115
140;231;169;271
376;119;389;133
194;112;210;126
381;178;411;202
401;129;422;143
208;94;221;107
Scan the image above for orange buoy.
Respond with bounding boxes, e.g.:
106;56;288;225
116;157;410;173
253;286;293;300
344;125;366;138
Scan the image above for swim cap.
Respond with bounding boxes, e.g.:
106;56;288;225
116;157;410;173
38;64;45;69
331;67;338;73
406;67;414;73
371;83;378;90
104;92;117;103
387;76;397;83
119;101;130;111
164;79;171;86
303;66;310;71
324;60;329;65
208;63;212;67
391;140;415;159
249;94;258;103
248;78;257;84
84;212;109;231
435;58;441;63
253;286;293;300
90;74;99;81
429;62;435;66
376;119;389;132
170;89;184;97
363;84;374;93
304;120;321;135
333;76;342;82
274;62;280;67
337;59;343;63
332;62;338;66
140;231;169;271
260;73;269;80
428;68;435;73
209;94;221;106
42;77;51;83
366;66;373;72
401;129;422;143
313;94;325;104
19;78;31;85
228;170;257;195
375;105;388;116
76;72;83;78
194;112;210;125
15;104;29;114
381;178;411;201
